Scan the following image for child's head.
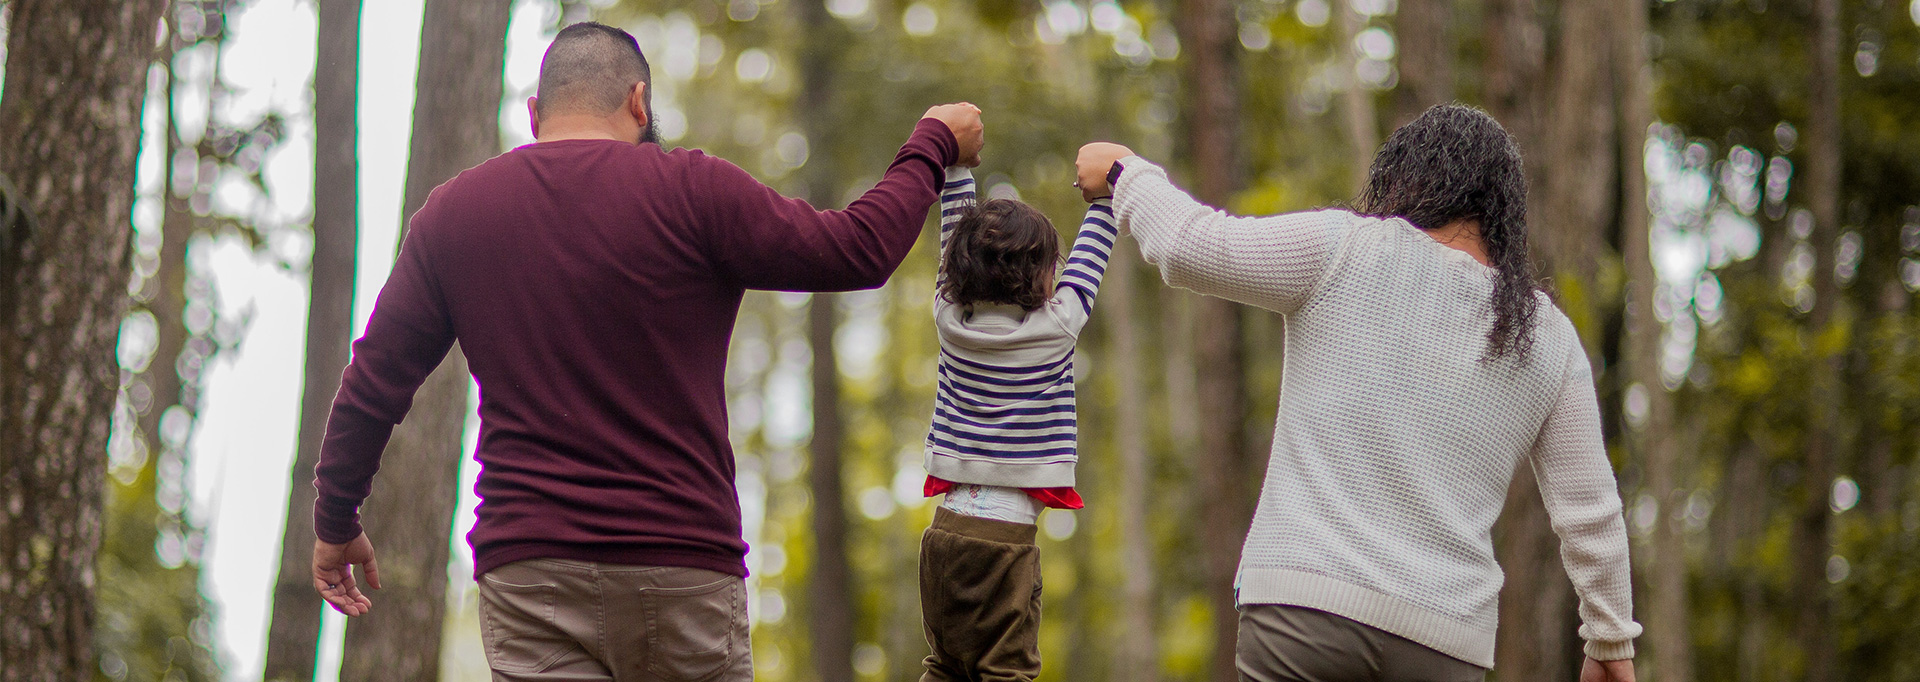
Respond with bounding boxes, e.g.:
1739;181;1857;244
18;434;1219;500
941;199;1060;311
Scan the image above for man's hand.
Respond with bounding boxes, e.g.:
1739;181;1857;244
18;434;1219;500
1074;142;1135;202
923;103;984;168
1580;657;1635;682
313;533;381;616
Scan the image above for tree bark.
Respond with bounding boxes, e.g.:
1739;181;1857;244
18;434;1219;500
1793;0;1841;678
1109;239;1159;682
263;1;361;678
138;135;193;493
793;0;856;677
806;295;855;682
1491;467;1577;682
1537;0;1617;358
1615;1;1688;679
336;1;509;678
1390;0;1453;127
1335;0;1379;192
94;28;220;680
1482;2;1577;680
0;0;167;679
1175;0;1248;676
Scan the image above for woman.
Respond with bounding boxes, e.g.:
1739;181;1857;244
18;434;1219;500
1073;104;1640;682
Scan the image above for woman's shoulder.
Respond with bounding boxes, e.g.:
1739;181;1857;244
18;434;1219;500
1524;294;1587;372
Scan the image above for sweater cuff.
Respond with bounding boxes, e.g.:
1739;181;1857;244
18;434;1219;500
1584;638;1635;661
913;117;962;169
1109;155;1156;230
314;494;364;545
1113;155;1153;191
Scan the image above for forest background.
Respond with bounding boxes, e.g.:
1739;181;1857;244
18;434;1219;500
0;0;1916;680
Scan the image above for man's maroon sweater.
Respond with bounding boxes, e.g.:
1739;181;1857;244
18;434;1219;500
314;119;958;577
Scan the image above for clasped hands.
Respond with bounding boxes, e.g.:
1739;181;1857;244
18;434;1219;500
920;103;1136;204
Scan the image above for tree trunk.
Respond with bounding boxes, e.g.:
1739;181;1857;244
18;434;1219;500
1390;0;1453;127
1109;239;1159;682
1616;1;1689;679
1175;0;1247;676
337;1;509;678
1335;0;1379;192
264;1;361;678
1482;2;1576;680
1793;0;1841;678
1537;0;1617;357
793;0;856;677
94;33;220;681
138;140;193;496
1491;467;1576;682
0;0;167;679
806;295;855;682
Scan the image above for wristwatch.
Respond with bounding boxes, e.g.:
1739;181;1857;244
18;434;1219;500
1106;160;1125;190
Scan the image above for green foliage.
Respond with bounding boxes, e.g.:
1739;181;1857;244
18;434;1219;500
95;2;284;679
1651;0;1920;678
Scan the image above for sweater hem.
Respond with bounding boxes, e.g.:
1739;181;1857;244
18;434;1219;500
1237;567;1496;669
925;450;1076;488
474;542;747;580
1584;638;1636;661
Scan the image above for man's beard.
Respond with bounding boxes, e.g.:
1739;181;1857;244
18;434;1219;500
640;100;661;145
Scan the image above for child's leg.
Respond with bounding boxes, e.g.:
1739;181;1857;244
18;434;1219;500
919;506;1043;682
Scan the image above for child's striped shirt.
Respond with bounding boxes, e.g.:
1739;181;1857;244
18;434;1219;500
922;167;1118;492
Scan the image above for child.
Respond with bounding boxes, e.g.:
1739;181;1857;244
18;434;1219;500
918;166;1118;681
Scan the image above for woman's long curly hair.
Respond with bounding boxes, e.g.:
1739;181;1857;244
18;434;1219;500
1357;103;1541;362
940;199;1060;311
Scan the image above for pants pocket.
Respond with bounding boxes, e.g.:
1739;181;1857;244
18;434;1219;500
478;569;573;675
642;571;743;682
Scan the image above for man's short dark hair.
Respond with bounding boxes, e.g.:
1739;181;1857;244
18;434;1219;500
536;22;652;119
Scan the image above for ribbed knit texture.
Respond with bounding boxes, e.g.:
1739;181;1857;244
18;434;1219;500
923;168;1118;488
1112;156;1642;667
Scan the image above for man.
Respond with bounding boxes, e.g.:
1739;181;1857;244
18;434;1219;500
307;21;983;680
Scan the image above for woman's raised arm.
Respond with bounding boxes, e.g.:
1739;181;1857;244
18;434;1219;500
1080;146;1345;315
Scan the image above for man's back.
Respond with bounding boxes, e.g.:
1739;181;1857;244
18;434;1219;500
428;139;756;577
312;121;959;577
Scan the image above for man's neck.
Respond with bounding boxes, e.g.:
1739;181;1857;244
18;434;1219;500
534;114;635;144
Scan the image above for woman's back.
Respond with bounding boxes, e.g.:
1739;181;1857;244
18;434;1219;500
1249;210;1590;664
1109;155;1639;669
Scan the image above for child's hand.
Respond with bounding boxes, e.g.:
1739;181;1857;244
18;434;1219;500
924;103;985;167
1074;142;1133;201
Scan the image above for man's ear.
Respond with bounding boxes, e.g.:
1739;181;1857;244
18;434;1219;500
629;82;649;129
527;97;540;138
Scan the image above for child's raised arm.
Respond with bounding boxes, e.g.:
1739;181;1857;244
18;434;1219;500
1052;198;1117;333
934;167;976;290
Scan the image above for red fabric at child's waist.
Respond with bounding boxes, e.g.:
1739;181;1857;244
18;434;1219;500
923;476;1084;510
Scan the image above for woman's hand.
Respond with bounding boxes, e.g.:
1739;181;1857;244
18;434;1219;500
1074;142;1134;201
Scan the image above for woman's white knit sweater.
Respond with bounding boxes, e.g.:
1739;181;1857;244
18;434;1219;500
1111;156;1642;668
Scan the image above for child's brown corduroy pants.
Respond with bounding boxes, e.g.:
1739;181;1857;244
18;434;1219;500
918;506;1044;682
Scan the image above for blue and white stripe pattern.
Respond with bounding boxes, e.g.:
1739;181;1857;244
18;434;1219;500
924;167;1118;488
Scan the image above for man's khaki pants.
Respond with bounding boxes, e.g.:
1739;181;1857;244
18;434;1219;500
476;559;751;682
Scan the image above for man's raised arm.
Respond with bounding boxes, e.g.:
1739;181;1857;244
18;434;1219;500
695;104;983;292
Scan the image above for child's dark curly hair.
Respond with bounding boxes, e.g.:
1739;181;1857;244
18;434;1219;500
940;199;1060;311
